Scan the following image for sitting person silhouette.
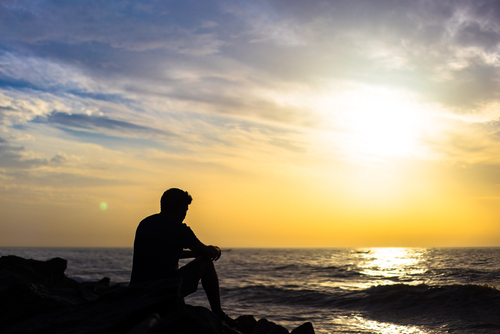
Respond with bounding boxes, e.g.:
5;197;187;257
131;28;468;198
130;188;231;321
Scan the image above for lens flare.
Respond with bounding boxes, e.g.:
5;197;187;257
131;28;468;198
100;202;108;210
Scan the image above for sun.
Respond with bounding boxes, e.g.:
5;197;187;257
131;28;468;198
317;85;430;160
345;96;422;158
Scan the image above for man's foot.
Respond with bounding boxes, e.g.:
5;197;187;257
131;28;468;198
217;311;238;328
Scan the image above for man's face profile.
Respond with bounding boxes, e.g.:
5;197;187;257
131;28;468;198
178;205;189;222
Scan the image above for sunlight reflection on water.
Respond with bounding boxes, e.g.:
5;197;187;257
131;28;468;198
319;248;430;290
350;316;437;334
330;314;438;334
357;248;427;279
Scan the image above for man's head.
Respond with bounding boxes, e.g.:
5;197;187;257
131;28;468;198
160;188;192;222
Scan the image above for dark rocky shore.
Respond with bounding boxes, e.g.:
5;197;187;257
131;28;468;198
0;255;314;334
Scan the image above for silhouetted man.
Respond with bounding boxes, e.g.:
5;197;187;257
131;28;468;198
131;188;230;320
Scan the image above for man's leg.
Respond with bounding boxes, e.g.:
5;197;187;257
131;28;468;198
198;257;223;315
178;257;223;315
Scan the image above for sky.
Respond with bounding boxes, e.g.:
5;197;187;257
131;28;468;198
1;0;500;248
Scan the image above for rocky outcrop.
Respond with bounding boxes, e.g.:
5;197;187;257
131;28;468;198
0;255;314;334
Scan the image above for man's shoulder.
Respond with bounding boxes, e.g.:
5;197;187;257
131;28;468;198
135;213;198;243
136;213;164;232
138;213;161;225
141;213;161;221
137;213;189;230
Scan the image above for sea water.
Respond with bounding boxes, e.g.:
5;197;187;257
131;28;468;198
1;247;500;334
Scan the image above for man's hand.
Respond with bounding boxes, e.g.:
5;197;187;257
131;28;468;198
190;242;222;261
211;246;221;261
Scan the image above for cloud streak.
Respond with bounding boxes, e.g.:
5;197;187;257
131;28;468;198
34;111;170;136
0;137;50;169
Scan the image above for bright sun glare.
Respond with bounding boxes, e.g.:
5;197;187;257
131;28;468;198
346;100;421;157
317;86;429;160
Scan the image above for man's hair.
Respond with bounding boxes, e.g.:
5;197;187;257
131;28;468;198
160;188;192;213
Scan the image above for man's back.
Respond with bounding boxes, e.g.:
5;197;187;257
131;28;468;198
130;213;200;284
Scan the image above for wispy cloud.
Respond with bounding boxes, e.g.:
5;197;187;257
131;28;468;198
0;137;51;169
33;111;171;137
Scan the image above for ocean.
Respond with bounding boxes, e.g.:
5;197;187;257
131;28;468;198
1;247;499;334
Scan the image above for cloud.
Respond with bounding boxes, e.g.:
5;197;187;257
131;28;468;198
2;0;500;155
220;0;500;110
1;170;135;188
427;60;500;109
32;111;174;139
4;0;496;124
454;21;500;50
0;0;226;54
0;51;94;91
0;137;49;169
50;154;67;164
45;111;151;131
420;117;500;164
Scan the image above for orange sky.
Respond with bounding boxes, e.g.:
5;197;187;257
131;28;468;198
1;0;500;247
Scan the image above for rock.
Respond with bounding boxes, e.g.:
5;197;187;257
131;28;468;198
0;254;183;333
80;276;116;295
252;318;289;334
0;255;68;285
236;315;257;333
0;255;99;328
125;313;162;334
126;305;245;334
146;305;224;334
1;277;183;334
0;255;315;334
290;322;314;334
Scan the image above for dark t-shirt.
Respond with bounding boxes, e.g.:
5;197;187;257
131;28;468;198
130;213;201;284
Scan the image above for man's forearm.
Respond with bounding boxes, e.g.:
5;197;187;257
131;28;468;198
180;250;196;258
189;243;222;261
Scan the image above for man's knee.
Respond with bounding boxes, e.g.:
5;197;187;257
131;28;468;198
196;257;215;274
178;258;209;296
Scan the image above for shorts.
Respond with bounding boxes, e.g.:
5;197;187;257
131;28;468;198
177;258;204;296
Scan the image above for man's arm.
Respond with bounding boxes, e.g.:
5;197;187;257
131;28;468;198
189;242;221;261
180;250;197;258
